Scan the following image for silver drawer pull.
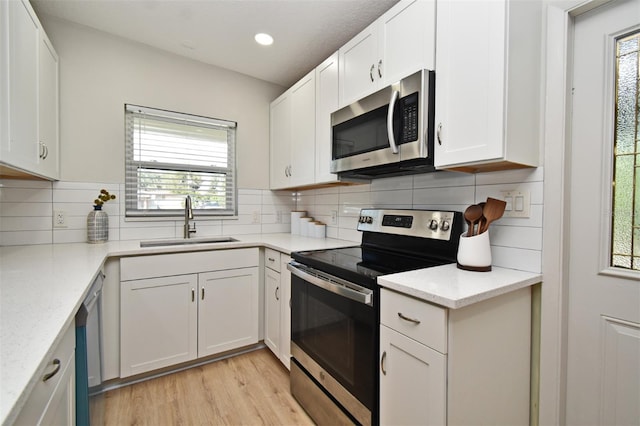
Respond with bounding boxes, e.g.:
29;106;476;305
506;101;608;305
398;312;421;324
43;358;61;382
380;351;387;375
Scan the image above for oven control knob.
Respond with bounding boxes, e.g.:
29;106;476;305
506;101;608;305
429;219;439;231
441;221;450;231
365;216;373;224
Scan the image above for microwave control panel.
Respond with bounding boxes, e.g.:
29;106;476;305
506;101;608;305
400;92;419;143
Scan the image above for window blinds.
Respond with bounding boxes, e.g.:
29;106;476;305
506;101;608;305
125;104;237;217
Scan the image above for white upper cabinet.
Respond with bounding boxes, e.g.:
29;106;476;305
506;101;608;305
1;0;59;180
289;71;316;187
270;93;292;189
37;33;59;179
339;0;435;107
270;70;316;190
433;0;541;172
315;52;339;185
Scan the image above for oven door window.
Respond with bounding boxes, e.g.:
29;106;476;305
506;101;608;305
291;275;376;409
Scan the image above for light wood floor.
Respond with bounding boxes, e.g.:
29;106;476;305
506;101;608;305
90;349;314;425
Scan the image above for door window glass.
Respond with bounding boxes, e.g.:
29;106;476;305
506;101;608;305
611;32;640;269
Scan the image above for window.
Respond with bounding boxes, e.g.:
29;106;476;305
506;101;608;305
611;31;639;269
125;104;237;217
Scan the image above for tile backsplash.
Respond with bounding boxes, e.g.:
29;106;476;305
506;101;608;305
0;167;543;273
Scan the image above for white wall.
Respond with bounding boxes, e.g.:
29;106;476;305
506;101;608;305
40;16;284;189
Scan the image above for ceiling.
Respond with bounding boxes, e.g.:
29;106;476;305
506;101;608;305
31;0;400;88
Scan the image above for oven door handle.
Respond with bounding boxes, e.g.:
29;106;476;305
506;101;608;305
287;262;373;306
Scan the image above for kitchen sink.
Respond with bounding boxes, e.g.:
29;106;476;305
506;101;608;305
140;237;238;247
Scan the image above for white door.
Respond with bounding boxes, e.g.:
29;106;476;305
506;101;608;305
567;1;640;424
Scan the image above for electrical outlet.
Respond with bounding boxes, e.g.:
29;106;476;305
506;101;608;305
275;210;282;223
53;210;67;228
331;210;338;225
252;210;261;224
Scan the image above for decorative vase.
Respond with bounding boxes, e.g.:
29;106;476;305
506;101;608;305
87;205;108;243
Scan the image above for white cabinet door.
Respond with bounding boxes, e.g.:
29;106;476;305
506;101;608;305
120;274;198;377
315;52;339;185
269;92;292;189
433;0;540;171
36;33;59;179
289;70;316;187
198;267;259;357
15;323;76;426
339;22;379;106
379;325;446;426
4;0;39;172
339;0;435;107
270;71;316;189
279;255;292;369
379;0;435;86
38;352;75;426
1;1;8;158
264;266;281;357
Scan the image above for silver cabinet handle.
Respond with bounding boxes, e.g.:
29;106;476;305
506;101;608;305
268;257;275;262
201;287;205;300
43;358;61;382
387;90;400;154
437;123;443;146
370;64;375;82
377;59;382;78
275;286;280;301
191;288;195;302
380;351;387;375
43;143;48;160
398;312;421;324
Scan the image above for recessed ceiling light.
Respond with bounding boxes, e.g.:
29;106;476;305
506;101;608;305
255;33;274;46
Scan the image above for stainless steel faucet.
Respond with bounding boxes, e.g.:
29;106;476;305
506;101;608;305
184;195;196;238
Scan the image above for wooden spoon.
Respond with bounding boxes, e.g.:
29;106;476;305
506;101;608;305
477;202;487;235
478;197;507;234
464;204;483;237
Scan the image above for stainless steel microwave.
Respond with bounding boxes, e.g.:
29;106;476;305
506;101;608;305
331;69;435;179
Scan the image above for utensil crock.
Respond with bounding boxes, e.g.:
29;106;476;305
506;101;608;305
457;231;492;272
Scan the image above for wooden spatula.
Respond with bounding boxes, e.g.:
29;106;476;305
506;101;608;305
479;197;506;234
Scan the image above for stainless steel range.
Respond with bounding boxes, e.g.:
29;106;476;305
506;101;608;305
287;208;464;425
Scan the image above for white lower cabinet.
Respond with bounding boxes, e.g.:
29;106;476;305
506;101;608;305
198;268;259;357
263;249;291;369
380;286;532;425
15;323;75;426
119;248;259;378
379;325;445;425
120;274;198;376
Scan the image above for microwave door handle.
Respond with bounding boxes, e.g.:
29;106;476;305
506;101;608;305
387;90;400;154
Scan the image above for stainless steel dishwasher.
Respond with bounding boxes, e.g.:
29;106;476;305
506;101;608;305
76;272;103;426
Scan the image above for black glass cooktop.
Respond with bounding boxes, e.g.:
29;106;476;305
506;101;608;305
291;245;452;288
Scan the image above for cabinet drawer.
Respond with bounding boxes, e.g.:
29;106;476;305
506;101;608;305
15;323;75;425
264;248;281;272
121;247;259;281
380;288;447;353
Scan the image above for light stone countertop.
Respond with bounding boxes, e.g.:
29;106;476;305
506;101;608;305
0;234;357;426
1;234;541;424
377;263;542;309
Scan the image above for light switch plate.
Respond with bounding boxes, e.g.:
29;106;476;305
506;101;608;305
500;190;530;218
